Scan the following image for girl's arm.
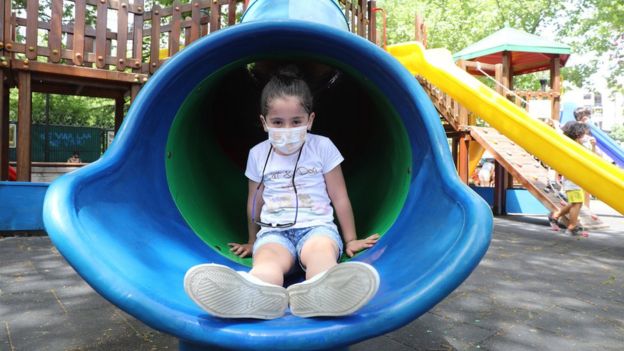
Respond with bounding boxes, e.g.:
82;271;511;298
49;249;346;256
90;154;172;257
229;180;263;258
325;165;379;257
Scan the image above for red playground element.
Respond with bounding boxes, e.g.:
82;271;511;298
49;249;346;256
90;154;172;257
8;166;16;181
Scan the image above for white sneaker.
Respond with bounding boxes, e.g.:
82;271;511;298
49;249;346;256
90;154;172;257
184;263;288;319
287;262;380;318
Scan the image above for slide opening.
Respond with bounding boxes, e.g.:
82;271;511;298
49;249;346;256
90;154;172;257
165;57;411;265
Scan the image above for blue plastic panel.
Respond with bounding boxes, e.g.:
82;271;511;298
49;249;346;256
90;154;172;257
44;18;492;351
1;182;48;231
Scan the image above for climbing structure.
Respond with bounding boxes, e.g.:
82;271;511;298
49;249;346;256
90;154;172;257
416;25;608;228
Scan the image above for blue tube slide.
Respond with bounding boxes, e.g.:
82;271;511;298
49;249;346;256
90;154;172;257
589;124;624;168
43;1;492;350
560;102;624;167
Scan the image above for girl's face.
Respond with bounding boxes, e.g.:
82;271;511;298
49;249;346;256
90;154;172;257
261;95;315;131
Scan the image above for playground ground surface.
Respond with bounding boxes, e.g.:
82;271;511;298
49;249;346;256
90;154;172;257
1;200;623;351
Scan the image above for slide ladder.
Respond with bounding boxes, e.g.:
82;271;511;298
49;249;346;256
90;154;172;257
470;126;606;229
416;60;605;227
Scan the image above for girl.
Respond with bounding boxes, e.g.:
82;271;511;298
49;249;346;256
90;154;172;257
548;122;590;237
184;66;380;319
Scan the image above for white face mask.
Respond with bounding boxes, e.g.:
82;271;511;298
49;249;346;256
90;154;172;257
267;125;308;154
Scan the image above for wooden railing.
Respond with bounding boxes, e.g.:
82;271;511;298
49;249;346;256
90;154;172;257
2;0;248;76
0;0;380;181
1;0;377;78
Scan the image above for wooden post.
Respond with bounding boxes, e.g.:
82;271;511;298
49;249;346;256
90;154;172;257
25;0;38;60
358;0;367;37
17;71;32;181
451;136;459;170
73;0;86;66
367;0;376;44
170;0;181;56
502;51;513;91
494;63;504;95
115;96;125;133
0;71;8;180
95;0;108;69
49;0;63;63
210;0;220;33
457;61;469;127
227;0;237;26
458;134;470;184
132;0;145;72
493;161;507;215
116;0;128;70
349;2;355;33
190;1;201;44
149;5;161;74
550;56;561;121
415;13;424;44
497;55;513;212
130;84;141;102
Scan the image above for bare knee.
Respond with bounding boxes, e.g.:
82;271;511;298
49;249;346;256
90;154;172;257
301;236;338;259
251;243;294;286
300;236;339;279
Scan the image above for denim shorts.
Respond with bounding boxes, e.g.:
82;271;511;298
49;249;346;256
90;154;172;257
252;225;344;262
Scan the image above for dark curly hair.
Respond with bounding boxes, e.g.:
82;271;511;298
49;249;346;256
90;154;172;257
563;121;590;141
573;106;591;120
260;65;313;116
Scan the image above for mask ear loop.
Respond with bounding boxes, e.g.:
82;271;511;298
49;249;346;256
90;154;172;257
251;146;273;223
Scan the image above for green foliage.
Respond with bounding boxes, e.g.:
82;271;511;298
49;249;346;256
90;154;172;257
556;0;624;91
376;0;623;91
9;91;117;129
610;124;624;144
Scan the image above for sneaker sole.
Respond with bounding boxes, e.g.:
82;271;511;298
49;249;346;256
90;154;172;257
184;264;288;319
548;215;560;231
287;262;380;318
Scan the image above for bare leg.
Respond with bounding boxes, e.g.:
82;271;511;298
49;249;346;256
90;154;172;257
299;236;339;280
567;203;582;230
552;203;573;219
584;191;591;209
250;243;294;286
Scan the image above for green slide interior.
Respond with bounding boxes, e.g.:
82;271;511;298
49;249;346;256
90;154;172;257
165;59;411;266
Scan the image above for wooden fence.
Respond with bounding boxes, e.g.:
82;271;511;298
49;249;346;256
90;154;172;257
0;0;380;181
0;0;378;76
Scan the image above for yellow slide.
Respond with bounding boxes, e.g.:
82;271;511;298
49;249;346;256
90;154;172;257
388;42;624;215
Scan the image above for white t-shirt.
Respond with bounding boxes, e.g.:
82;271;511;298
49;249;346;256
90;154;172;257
478;161;495;181
245;133;344;233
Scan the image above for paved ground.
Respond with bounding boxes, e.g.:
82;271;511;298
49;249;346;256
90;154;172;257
1;201;623;351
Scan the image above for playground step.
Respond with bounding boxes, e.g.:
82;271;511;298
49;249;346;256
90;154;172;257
470;127;608;231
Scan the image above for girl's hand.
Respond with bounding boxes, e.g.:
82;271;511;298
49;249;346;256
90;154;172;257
228;242;253;258
345;234;380;257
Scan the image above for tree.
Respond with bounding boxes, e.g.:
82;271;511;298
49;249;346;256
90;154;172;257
377;0;567;89
376;0;623;92
556;0;624;92
610;124;624;144
9;91;117;129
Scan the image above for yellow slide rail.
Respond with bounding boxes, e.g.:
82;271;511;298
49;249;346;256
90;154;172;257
388;42;624;215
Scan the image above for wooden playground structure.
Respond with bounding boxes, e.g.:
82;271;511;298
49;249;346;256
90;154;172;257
0;0;603;226
0;0;379;182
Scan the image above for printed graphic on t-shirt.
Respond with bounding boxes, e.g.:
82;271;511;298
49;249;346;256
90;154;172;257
263;167;333;217
245;134;344;228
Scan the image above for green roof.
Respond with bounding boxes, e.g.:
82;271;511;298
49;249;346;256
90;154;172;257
453;27;572;61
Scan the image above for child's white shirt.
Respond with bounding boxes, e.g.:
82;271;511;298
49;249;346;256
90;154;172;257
245;133;343;234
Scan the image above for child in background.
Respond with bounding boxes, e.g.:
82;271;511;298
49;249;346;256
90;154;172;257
478;159;495;187
548;122;590;237
184;66;380;319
